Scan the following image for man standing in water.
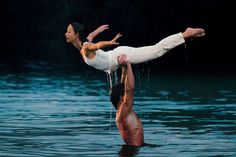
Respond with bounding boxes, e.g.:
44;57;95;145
110;54;144;146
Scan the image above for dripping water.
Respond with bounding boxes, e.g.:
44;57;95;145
106;70;119;136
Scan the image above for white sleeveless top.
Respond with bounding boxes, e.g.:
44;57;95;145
83;49;111;71
82;42;119;72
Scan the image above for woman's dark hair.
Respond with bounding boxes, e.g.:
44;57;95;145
70;22;86;42
110;83;125;109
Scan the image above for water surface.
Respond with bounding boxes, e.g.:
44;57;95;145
0;63;236;157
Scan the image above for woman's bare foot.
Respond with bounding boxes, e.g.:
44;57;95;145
182;27;205;39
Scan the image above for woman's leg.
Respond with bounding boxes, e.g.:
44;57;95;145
114;33;185;64
110;28;204;70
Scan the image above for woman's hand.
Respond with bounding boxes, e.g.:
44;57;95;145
96;24;109;33
87;24;109;42
111;33;122;45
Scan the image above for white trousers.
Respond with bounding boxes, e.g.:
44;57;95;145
108;32;185;71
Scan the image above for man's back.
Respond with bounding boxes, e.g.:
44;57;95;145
116;103;144;146
110;55;144;146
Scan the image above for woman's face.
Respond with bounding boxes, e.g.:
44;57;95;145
65;24;78;43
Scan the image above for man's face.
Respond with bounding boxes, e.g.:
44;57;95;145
110;83;124;109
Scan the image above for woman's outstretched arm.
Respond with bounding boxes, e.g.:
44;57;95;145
86;24;109;42
85;33;122;51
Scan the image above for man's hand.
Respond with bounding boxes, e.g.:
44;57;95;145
118;54;128;66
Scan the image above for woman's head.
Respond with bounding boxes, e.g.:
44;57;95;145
110;83;125;110
65;22;85;43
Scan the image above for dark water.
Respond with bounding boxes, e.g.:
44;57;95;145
0;63;236;157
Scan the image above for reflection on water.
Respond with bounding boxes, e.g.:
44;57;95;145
0;63;236;157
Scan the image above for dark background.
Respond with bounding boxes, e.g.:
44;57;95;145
0;0;235;74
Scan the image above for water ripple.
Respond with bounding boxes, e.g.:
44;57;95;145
0;69;236;157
